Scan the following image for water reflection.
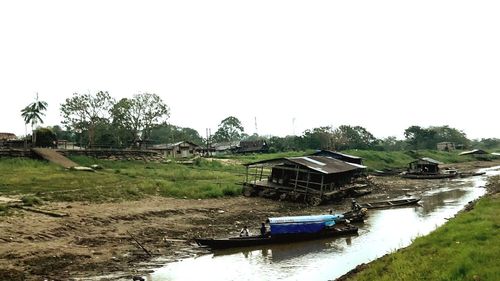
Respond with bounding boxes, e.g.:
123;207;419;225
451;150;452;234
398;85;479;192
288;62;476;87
148;166;499;281
211;234;357;263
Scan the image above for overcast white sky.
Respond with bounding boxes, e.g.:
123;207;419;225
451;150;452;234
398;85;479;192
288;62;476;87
1;1;499;140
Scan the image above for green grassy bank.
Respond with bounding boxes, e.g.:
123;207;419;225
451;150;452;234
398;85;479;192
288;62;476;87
228;149;478;170
0;149;485;206
0;157;244;203
342;176;500;281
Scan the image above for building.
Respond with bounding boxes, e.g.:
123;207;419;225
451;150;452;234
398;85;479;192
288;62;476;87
437;142;455;151
309;150;363;165
243;156;366;204
0;132;16;141
236;140;269;154
210;141;240;155
151;141;201;159
407;158;442;174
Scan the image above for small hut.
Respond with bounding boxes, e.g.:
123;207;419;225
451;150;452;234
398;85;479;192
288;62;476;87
407;158;442;174
151;141;201;159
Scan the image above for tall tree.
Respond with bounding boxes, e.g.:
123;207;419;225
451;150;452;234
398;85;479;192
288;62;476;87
331;125;376;150
60;91;114;147
111;93;170;146
21;93;48;146
212;116;245;142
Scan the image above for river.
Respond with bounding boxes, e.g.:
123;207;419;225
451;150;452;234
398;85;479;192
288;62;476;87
139;166;500;281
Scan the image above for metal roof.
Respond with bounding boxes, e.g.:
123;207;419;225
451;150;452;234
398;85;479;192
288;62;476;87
409;157;442;165
459;149;488;155
311;150;362;159
245;156;366;174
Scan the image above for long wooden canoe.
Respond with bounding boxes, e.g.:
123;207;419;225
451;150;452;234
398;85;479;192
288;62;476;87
195;225;358;249
357;198;421;209
400;173;457;179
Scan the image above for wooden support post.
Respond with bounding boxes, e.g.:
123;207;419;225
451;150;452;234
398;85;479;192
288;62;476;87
259;166;264;181
320;175;324;197
254;167;258;185
294;166;300;191
305;172;310;190
245;166;248;183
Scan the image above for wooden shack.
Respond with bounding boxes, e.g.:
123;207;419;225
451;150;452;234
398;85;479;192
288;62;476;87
243;156;366;205
236;140;269;154
151;141;201;159
407;157;441;174
437;142;455;151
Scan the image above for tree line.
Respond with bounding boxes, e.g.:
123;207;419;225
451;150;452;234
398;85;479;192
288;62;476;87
20;92;500;151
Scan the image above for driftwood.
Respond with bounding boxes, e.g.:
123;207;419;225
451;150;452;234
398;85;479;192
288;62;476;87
11;205;69;217
127;230;152;257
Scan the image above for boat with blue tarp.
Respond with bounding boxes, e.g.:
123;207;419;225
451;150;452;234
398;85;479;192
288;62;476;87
195;214;358;249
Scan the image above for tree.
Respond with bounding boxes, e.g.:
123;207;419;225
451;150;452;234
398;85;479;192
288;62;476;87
60;91;114;147
331;125;376;150
212;116;245;142
21;93;48;146
404;125;436;149
378;136;406;151
302;126;334;149
34;127;57;147
111;93;170;146
149;124;203;145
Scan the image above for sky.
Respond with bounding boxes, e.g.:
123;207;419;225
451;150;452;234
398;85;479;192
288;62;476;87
1;1;499;140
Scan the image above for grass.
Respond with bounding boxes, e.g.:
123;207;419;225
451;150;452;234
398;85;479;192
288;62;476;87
344;149;477;170
0;149;485;204
0;157;245;203
345;176;500;281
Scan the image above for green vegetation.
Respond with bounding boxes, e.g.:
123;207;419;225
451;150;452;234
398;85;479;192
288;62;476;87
0;157;244;203
345;150;477;170
346;176;500;281
218;150;314;164
0;149;485;205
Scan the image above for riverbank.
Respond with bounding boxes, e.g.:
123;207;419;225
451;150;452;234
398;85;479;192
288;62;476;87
336;172;500;281
0;158;498;280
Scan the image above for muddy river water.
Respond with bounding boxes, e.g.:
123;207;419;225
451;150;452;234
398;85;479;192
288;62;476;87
138;166;499;281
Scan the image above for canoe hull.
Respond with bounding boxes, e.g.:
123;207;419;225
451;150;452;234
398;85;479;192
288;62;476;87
400;173;456;179
358;198;421;209
195;225;358;249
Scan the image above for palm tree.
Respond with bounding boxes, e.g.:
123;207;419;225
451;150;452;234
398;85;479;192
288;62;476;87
21;93;48;147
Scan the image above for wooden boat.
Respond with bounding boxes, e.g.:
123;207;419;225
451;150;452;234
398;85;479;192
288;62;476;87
400;173;457;179
350;189;372;197
372;169;403;177
357;198;421;209
459;171;486;178
195;214;358;249
195;224;358;249
341;209;368;223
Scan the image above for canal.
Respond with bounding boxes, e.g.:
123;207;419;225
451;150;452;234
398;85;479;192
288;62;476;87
142;166;500;281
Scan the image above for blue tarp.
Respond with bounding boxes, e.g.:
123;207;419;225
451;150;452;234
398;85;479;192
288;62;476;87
268;214;343;235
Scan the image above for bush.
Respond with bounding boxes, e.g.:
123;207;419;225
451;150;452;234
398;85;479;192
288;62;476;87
21;195;43;206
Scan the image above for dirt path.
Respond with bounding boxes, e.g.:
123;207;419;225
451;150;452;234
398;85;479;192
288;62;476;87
31;148;79;168
1;160;498;281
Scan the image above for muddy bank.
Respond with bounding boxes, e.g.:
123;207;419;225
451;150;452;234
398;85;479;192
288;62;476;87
1;160;498;281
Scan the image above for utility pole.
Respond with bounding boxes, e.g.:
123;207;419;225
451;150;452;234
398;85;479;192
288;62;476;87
254;116;258;135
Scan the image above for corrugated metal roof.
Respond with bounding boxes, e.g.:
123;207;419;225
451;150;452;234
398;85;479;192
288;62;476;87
410;157;442;165
311;150;362;159
245;155;366;174
459;149;488;155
